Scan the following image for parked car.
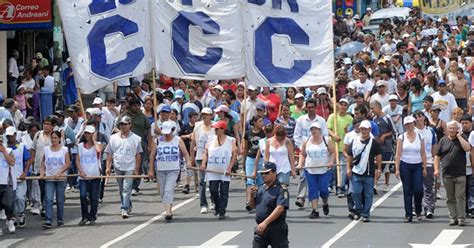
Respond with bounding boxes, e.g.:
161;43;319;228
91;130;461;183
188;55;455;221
363;7;412;36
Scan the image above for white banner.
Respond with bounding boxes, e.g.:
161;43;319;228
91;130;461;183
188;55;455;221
242;0;334;87
57;0;152;94
152;0;244;80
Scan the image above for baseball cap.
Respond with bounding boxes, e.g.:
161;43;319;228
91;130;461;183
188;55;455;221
317;87;327;95
212;120;227;129
93;97;103;105
161;121;175;135
366;7;372;11
431;104;441;111
427;66;437;73
118;116;131;124
247;85;258;91
201;107;213;115
174;89;185;99
66;57;71;63
402;33;410;38
215;105;230;113
389;94;398;101
5;126;16;136
310;122;322;129
88;108;103;116
343;58;352;65
377;58;386;64
295;93;305;99
54;110;65;117
67;105;80;112
360;120;371;129
213;85;224;92
256;102;266;110
131;80;141;88
258;161;277;173
339;98;350;105
438;80;446;86
84;125;96;133
159;105;172;113
376;80;386;87
423;96;434;102
403;116;416;125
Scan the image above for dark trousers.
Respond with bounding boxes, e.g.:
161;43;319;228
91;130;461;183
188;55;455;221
400;161;423;217
0;185;14;216
253;221;289;248
99;160;107;200
68;153;78;188
79;179;100;221
209;180;229;215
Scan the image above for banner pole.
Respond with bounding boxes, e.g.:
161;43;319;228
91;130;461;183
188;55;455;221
332;83;342;190
240;84;248;187
151;69;161;195
76;87;87;122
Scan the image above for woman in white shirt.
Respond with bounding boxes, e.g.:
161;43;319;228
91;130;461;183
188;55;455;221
76;126;103;226
149;121;191;222
297;122;335;219
395;116;427;223
40;130;70;228
264;125;296;185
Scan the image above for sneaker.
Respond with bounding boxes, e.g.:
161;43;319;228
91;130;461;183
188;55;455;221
404;217;412;223
416;214;422;221
182;185;190;194
373;187;378;195
6;220;15;234
131;189;139;196
30;208;40;215
353;214;360;221
79;219;89;226
209;202;215;211
449;219;459;226
153;178;157;183
218;214;225;220
425;212;434;219
458;219;465;226
42;222;52;229
72;187;79;193
382;185;389;192
348;212;355;220
245;202;252;211
323;204;330;216
13;217;17;227
337;192;345;198
121;210;129;219
362;217;370;223
165;215;173;222
436;193;442;200
309;209;320;219
0;210;6;220
67;186;72;192
18;214;26;227
200;206;208;214
90;220;96;225
328;187;334;194
57;222;64;227
295;198;305;208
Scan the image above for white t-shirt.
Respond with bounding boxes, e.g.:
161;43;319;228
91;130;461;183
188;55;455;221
353;79;374;95
8;57;19;78
370;93;390;108
44;75;55;93
467;131;474;175
294;114;329;149
431;91;458;122
105;132;142;171
44;146;68;177
193;121;215;161
78;143;101;178
116;78;130;87
383;104;403;134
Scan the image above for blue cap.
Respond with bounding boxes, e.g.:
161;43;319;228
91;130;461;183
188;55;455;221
438;80;446;86
258;162;277;173
160;105;171;113
174;89;185;99
256;102;266;110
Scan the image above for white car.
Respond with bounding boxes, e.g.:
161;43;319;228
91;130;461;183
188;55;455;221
363;7;412;36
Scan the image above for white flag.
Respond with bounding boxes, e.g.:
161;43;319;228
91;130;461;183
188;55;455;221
152;0;244;80
57;0;152;94
242;0;334;87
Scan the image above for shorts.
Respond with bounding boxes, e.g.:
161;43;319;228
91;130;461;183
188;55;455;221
245;156;264;186
277;172;290;185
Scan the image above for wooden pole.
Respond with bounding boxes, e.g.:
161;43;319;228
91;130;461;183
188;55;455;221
151;69;160;195
240;84;248;186
19;175;149;180
331;83;342;189
189;167;255;179
76;87;87;122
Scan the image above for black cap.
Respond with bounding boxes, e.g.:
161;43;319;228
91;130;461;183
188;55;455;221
258;162;277;173
54;110;65;117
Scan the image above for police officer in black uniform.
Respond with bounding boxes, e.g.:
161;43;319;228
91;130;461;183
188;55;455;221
253;162;289;248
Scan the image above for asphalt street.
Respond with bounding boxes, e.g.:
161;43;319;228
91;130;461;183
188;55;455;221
1;174;473;248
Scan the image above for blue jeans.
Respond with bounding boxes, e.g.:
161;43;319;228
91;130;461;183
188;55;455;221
8;77;17;98
400;161;423;217
79;179;100;221
196;160;209;207
117;86;130;100
116;170;133;211
351;174;374;218
245;157;263;186
467;175;474;212
277;172;290;185
14;181;27;214
44;180;66;224
305;170;331;201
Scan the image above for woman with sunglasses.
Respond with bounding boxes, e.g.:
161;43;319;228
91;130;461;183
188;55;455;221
200;120;237;220
264;125;296;185
296;122;335;219
40;130;70;228
148;121;191;222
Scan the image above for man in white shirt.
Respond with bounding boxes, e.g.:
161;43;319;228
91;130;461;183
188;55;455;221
242;85;264;123
8;50;19;98
352;69;374;101
105;116;142;219
370;81;390;108
42;66;55;93
432;80;458;122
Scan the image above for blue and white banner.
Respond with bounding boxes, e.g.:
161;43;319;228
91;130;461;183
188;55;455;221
242;0;334;87
152;0;244;80
57;0;152;94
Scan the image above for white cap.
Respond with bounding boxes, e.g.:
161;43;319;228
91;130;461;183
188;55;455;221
5;126;16;136
402;33;410;38
389;94;398;101
213;85;224;92
376;80;386;87
215;105;230;113
317;87;327;95
360;120;371;129
403;116;416;125
93;97;103;105
343;58;352;65
310;122;322;129
295;93;305;99
354;14;360;19
367;7;372;11
248;85;258;91
339;98;350;105
161;121;175;135
384;55;391;61
201;107;213;115
348;81;357;90
87;107;103;116
84;125;96;133
427;66;437;73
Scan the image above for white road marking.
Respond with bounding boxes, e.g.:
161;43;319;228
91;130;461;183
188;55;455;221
410;229;471;248
100;197;196;248
321;182;403;248
0;238;24;247
178;231;242;248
